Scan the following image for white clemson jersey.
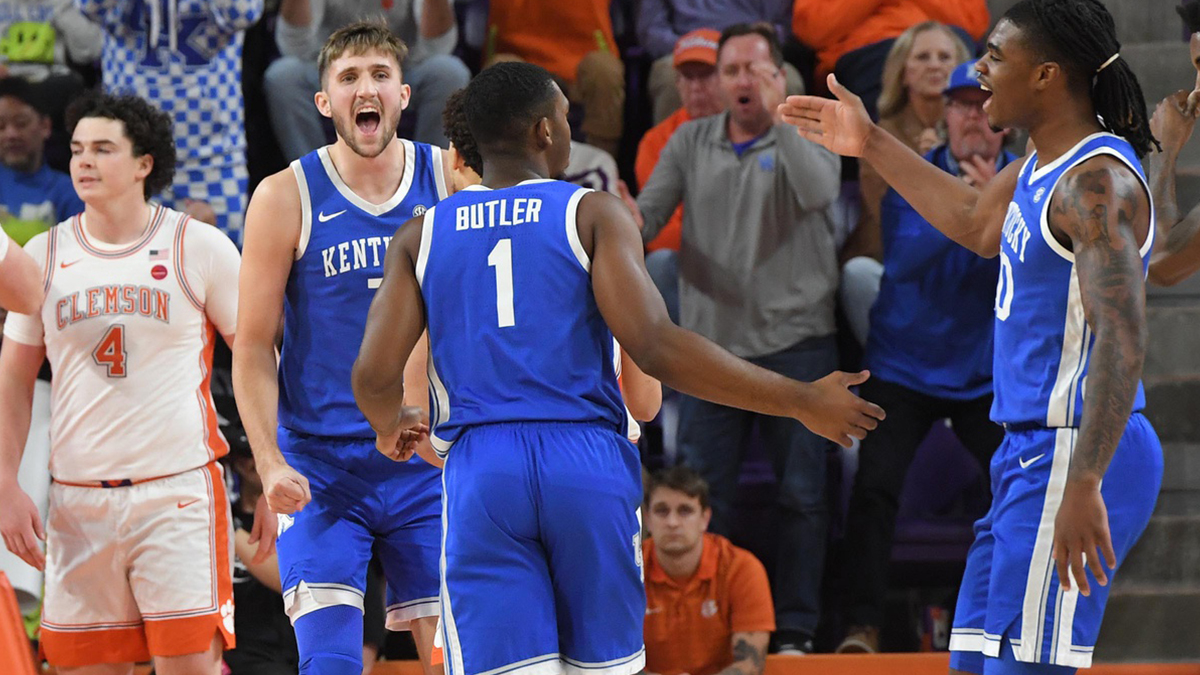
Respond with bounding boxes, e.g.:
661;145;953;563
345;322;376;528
3;205;241;483
613;338;640;443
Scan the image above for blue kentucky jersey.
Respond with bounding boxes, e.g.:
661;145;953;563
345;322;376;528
417;179;626;456
991;133;1153;426
279;141;448;438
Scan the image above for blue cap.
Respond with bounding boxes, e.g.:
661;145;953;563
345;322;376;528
943;59;983;96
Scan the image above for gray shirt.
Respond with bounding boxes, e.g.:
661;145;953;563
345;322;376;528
275;0;456;66
637;113;841;359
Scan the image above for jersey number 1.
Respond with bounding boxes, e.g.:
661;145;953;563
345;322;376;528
92;325;128;377
488;239;515;328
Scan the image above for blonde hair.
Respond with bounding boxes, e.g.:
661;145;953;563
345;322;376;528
318;19;409;87
876;21;970;120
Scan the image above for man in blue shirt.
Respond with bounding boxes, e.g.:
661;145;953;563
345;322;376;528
0;77;82;246
836;60;1014;654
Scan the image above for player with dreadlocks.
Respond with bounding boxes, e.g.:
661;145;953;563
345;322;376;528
1143;2;1200;286
781;0;1161;672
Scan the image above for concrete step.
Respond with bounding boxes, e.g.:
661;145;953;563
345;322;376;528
1095;585;1200;662
1142;379;1200;442
1159;442;1200;493
985;2;1185;44
1125;42;1194;126
1117;513;1200;586
1145;306;1200;377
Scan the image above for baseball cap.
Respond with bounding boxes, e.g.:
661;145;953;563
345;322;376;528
944;59;984;96
673;29;720;68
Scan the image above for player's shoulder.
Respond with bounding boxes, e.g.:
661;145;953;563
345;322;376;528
178;212;240;254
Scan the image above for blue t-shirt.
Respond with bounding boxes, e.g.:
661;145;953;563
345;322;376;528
865;145;1015;400
0;163;83;242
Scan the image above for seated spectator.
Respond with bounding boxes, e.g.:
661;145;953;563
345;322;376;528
0;77;82;246
79;0;265;242
267;0;470;160
835;60;1010;654
0;0;101;171
634;28;723;324
790;0;988;119
637;1;803;123
485;0;624;158
629;23;841;654
840;21;970;345
643;466;774;675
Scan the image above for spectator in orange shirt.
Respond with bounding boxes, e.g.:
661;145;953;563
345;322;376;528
790;0;988;119
644;466;774;675
634;28;723;325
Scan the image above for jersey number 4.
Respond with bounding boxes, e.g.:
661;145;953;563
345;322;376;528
92;325;128;377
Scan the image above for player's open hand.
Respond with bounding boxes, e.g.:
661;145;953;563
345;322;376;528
259;460;311;515
0;481;45;570
1053;478;1116;597
778;74;874;157
798;370;885;448
248;495;278;564
375;406;430;462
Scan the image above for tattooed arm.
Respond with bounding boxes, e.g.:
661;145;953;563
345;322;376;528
1048;155;1150;597
715;632;769;675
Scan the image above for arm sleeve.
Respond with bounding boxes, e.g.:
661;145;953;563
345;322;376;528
728;550;776;633
407;0;458;63
52;0;106;63
635;126;689;243
185;222;241;338
636;0;678;60
2;235;48;346
275;0;323;59
776;125;841;211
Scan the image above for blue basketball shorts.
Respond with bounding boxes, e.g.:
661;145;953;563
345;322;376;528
439;422;645;675
949;413;1162;671
275;428;443;630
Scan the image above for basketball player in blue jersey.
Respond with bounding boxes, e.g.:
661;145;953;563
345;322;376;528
782;0;1162;673
233;21;452;675
352;61;884;675
0;231;43;314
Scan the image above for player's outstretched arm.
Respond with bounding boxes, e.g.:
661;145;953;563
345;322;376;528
0;339;47;570
778;74;1021;258
402;330;444;467
233;170;311;515
0;234;44;315
353;216;430;460
1049;156;1150;598
1148;92;1200;286
581;192;884;448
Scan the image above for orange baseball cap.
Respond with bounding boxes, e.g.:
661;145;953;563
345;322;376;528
673;29;720;68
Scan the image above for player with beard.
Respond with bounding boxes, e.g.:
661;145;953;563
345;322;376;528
233;20;453;675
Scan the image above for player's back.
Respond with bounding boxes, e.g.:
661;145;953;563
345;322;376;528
992;132;1153;427
418;179;625;457
280;142;448;440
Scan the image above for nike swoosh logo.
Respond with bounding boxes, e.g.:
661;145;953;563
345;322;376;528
60;259;82;269
177;498;202;509
318;209;346;222
1019;454;1045;469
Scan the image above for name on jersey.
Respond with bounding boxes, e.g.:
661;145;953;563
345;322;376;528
1001;202;1031;262
56;285;170;329
321;236;392;278
455;198;542;231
